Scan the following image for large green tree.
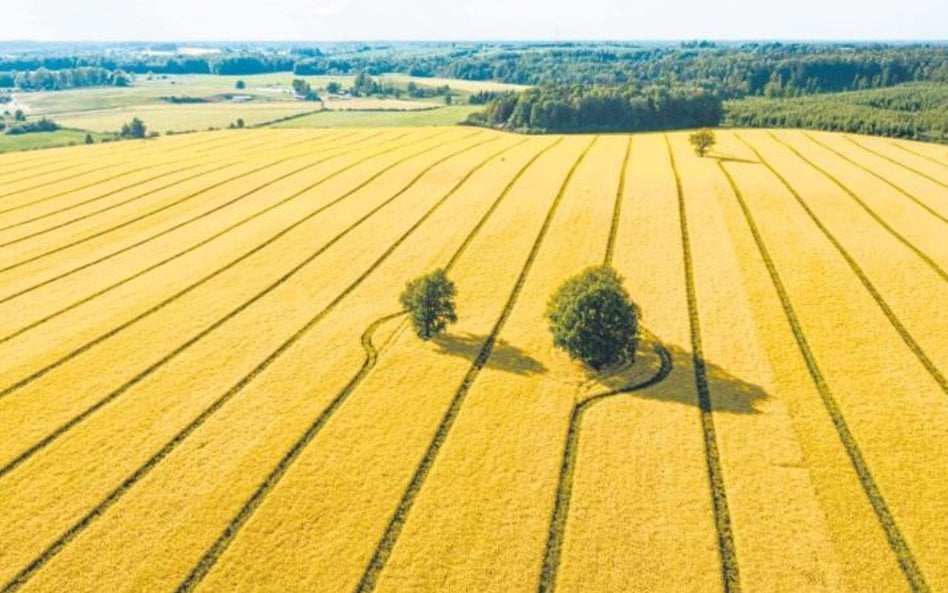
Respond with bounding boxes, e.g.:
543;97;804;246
546;266;638;369
400;269;458;340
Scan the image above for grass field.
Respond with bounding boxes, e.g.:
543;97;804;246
0;126;944;593
8;72;520;136
0;129;107;154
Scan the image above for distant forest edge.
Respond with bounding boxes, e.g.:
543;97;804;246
466;82;947;141
0;42;945;142
1;42;945;96
724;83;947;142
465;85;723;133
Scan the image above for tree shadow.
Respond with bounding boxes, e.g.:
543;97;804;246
709;151;759;165
430;332;548;376
583;335;767;415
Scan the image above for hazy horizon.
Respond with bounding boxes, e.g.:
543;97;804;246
2;0;945;43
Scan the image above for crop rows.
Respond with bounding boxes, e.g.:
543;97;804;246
0;128;943;593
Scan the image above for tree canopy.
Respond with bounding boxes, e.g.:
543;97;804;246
546;266;639;370
399;269;458;341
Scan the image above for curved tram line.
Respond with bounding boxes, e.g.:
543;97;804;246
0;131;410;346
0;132;487;486
0;133;525;593
173;136;563;592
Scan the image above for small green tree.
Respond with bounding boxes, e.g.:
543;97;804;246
400;269;458;340
14;109;25;121
120;117;147;139
84;132;94;144
688;128;716;157
546;266;638;370
326;81;341;94
235;79;246;90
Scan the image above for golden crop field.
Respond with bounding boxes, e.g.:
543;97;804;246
0;126;945;593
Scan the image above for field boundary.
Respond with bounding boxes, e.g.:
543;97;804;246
735;134;947;393
802;133;947;224
843;136;948;191
716;156;932;593
667;134;742;593
767;132;946;282
0;133;514;593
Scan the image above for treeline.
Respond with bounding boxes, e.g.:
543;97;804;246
0;54;294;79
724;83;948;142
1;43;944;100
468;84;722;132
435;44;947;97
0;67;130;90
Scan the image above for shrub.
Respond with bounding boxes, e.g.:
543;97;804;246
546;265;638;369
399;269;458;340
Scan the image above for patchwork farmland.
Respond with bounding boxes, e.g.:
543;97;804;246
0;126;945;593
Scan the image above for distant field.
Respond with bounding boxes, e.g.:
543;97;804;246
0;129;106;153
0;127;944;593
269;105;480;128
6;73;508;135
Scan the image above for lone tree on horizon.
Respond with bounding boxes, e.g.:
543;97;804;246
400;269;458;340
547;265;639;370
689;128;716;157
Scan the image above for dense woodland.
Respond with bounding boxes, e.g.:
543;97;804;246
467;84;722;132
1;42;945;97
725;83;948;141
0;42;945;139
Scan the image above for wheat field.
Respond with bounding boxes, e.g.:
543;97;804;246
0;126;944;593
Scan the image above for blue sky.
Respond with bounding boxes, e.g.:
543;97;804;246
1;0;945;41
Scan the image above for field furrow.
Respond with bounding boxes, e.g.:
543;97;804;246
0;130;335;272
718;133;946;592
554;132;722;593
0;131;475;475
0;130;307;240
165;137;583;593
0;131;247;206
736;131;947;390
0;130;387;307
763;132;947;281
800;132;948;224
0;134;538;593
843;135;948;190
0;125;943;593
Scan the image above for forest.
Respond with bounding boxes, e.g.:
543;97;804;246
466;84;722;132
